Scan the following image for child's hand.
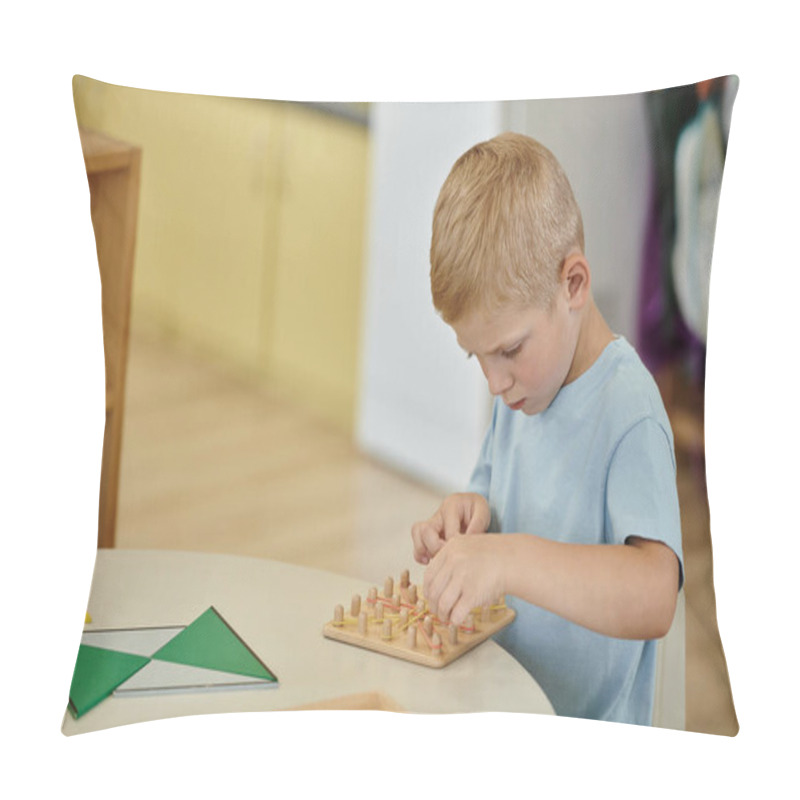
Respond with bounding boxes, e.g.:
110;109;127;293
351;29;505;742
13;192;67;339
411;493;490;565
423;533;506;626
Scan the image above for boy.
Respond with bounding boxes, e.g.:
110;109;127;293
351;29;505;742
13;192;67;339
411;132;683;725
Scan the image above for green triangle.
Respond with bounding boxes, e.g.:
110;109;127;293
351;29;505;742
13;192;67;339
69;644;151;718
151;607;276;682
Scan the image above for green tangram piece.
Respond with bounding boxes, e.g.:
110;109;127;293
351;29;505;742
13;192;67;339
69;644;150;718
152;607;276;682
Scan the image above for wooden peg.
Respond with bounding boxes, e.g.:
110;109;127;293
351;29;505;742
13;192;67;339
382;618;393;640
367;587;378;606
375;602;384;622
399;608;409;628
408;584;418;605
351;594;361;617
448;624;458;645
423;615;434;637
333;604;344;627
392;593;401;610
400;569;410;588
358;610;368;635
462;612;476;633
431;632;442;654
407;625;417;648
384;577;394;598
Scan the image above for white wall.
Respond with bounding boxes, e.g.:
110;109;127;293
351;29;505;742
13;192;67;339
510;94;652;341
356;102;502;493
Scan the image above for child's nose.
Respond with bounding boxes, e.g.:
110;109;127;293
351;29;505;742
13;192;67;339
485;364;513;396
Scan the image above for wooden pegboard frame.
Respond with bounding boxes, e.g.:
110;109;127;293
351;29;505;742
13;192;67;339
323;570;515;668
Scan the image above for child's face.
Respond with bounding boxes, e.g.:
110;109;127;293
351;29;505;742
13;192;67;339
452;294;579;416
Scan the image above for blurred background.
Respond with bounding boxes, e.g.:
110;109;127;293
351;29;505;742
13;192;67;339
72;74;737;734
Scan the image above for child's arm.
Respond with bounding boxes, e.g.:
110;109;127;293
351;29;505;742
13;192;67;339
423;531;680;640
411;493;491;565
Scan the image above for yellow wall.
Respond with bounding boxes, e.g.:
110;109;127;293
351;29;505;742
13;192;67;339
73;76;369;434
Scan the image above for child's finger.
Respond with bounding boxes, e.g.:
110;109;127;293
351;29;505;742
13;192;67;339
464;504;489;535
432;578;464;625
411;526;429;564
422;546;452;615
411;520;429;558
441;501;465;539
448;594;475;627
412;521;444;564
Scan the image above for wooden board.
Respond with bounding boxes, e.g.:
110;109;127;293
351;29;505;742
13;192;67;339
323;570;515;668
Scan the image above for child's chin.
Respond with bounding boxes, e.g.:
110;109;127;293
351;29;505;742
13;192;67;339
520;398;552;416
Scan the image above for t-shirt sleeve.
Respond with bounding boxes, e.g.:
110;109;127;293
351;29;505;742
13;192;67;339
605;417;684;589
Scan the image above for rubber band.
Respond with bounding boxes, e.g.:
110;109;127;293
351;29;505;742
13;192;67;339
416;620;442;652
376;596;402;612
459;621;476;633
397;610;424;634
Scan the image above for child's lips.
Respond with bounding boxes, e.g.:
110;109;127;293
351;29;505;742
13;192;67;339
507;398;526;411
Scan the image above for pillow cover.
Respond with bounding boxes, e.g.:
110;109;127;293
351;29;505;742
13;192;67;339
67;75;738;737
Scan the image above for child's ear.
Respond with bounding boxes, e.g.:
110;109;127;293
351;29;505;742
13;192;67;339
561;252;591;309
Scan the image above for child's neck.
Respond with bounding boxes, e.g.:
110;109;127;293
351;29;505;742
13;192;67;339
564;300;615;386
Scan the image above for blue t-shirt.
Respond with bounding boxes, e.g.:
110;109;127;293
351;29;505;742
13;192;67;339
467;336;683;725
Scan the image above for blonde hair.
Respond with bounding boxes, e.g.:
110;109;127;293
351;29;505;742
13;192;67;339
430;132;584;323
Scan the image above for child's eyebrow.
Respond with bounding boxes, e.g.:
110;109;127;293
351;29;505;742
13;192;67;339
459;335;526;359
495;338;523;353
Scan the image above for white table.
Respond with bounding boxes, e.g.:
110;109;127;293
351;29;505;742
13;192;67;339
62;549;553;734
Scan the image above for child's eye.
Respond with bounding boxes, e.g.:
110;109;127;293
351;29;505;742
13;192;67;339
502;344;522;359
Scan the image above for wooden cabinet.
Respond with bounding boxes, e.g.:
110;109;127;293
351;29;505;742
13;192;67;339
79;127;141;548
73;75;369;436
265;105;369;431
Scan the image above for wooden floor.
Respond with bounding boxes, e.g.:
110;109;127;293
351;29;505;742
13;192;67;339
115;324;442;582
113;323;738;735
